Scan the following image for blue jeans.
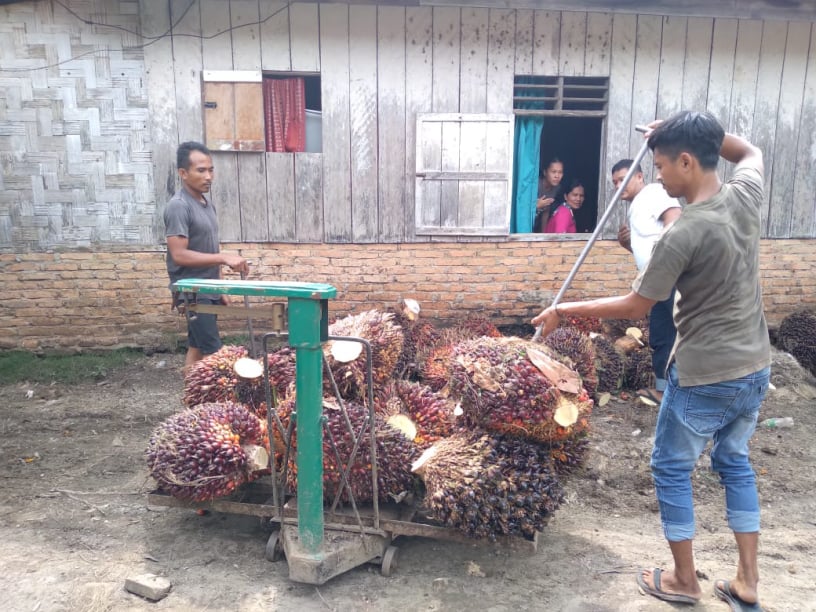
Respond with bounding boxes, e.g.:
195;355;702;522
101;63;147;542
649;290;676;391
651;363;770;541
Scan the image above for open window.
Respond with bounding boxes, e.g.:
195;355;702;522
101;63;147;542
262;73;322;153
511;76;608;235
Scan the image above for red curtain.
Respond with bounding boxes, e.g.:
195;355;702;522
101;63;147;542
263;78;306;153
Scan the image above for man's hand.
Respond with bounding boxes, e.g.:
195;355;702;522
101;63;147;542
618;224;632;252
222;253;249;275
536;196;554;210
531;306;560;339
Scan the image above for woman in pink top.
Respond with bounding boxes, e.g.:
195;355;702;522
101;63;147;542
545;179;585;233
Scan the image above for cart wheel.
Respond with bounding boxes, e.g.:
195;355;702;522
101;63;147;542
380;545;399;577
264;532;284;562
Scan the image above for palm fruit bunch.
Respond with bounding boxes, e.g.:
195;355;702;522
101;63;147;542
415;317;501;391
325;309;405;400
416;332;458;391
275;395;419;503
397;321;443;381
265;346;297;400
602;318;649;343
389;298;427;379
548;436;590;475
146;402;270;502
412;431;564;539
542;326;599;394
777;309;816;376
591;334;624;393
452;315;503;339
623;345;654;391
182;345;249;407
559;315;603;335
232;357;268;419
448;336;592;444
374;380;455;448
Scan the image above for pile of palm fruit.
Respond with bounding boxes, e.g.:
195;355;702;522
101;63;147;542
150;299;654;538
776;308;816;377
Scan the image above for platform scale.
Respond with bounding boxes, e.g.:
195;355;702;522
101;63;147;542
147;279;539;585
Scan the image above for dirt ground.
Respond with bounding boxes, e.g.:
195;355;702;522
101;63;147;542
1;348;815;612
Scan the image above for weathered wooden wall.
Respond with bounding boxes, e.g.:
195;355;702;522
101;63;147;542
138;1;816;242
2;0;816;253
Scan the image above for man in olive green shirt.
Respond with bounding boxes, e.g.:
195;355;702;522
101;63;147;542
533;111;770;610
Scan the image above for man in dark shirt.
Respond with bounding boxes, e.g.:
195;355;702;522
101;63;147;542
533;111;770;610
164;141;248;371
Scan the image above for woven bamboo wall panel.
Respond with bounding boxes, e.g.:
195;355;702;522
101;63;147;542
0;0;154;251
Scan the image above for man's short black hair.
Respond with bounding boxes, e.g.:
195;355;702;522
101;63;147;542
611;159;642;175
648;111;724;170
177;141;212;170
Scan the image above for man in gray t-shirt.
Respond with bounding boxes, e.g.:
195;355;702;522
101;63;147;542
164;141;248;371
533;111;770;610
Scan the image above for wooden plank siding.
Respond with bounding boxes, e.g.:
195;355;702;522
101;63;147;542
349;5;380;243
753;21;787;234
601;12;636;237
404;7;435;242
4;0;816;256
767;21;811;238
792;25;816;238
319;3;353;242
378;6;408;243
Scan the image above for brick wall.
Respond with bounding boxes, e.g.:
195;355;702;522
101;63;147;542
1;240;812;352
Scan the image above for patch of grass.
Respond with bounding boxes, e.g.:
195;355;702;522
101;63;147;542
0;349;142;385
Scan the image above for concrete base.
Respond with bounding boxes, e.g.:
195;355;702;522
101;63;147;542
281;525;390;585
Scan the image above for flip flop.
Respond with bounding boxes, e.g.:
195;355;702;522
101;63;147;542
636;388;662;405
636;568;699;605
714;579;763;612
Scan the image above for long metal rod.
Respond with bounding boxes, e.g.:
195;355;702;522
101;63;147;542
532;126;651;342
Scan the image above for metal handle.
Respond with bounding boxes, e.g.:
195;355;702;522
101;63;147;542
532;125;652;342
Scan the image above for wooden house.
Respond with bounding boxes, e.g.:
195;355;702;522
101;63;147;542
1;0;815;350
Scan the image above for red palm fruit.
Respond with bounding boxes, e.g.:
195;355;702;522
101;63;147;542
274;395;419;504
543;326;599;394
182;345;248;407
412;431;564;540
146;402;270;502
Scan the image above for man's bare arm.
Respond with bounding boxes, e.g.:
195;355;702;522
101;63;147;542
532;291;656;339
166;235;248;274
719;133;763;175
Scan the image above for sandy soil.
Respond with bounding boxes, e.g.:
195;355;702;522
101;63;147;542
1;349;814;612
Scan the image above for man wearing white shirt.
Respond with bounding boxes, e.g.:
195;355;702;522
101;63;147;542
612;159;682;404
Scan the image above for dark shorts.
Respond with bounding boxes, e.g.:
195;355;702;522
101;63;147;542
186;297;223;355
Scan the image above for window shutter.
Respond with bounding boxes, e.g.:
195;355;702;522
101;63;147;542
202;71;265;152
415;113;514;236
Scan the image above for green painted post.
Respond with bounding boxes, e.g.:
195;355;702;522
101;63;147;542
288;296;326;555
169;280;336;556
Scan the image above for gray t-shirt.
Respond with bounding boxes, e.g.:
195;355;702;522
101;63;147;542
164;188;221;293
632;164;770;386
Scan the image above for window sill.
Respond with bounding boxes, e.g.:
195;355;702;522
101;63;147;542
508;233;598;241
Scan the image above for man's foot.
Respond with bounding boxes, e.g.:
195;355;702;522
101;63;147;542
636;568;701;605
714;579;762;611
636;388;663;405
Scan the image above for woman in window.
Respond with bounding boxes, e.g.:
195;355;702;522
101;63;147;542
533;158;565;232
545;179;585;234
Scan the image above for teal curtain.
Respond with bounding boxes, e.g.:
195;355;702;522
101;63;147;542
511;116;544;233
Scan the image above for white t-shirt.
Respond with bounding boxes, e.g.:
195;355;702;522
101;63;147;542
628;183;682;270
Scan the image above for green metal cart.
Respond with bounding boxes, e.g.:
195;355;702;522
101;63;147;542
148;279;539;585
